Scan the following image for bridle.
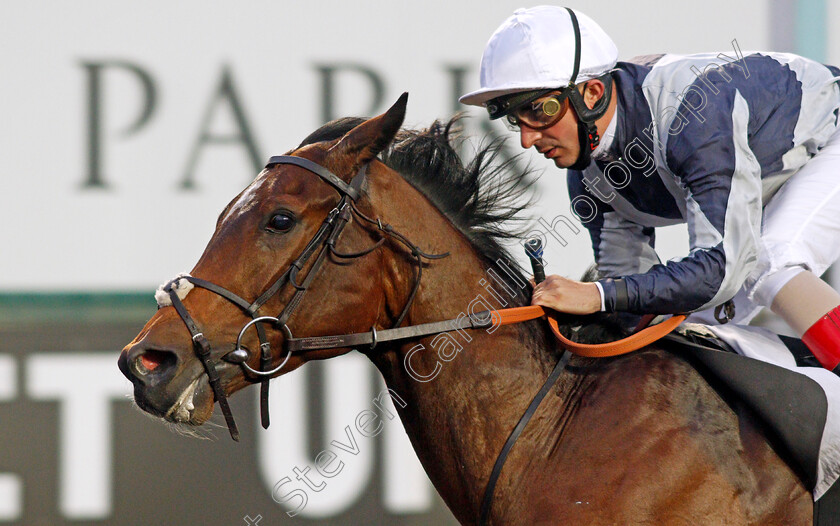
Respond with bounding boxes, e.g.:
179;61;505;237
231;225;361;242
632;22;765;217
162;154;451;441
161;151;686;525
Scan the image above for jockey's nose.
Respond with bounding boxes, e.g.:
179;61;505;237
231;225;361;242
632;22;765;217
520;126;542;149
118;342;179;386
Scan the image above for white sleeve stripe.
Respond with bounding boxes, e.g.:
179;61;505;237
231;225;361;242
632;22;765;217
696;90;764;311
594;281;606;312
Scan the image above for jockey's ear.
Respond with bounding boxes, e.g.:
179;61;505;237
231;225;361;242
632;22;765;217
328;92;407;176
582;80;606;110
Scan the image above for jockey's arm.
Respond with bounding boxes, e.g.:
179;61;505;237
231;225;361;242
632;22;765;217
598;94;764;314
532;175;661;315
538;97;764;315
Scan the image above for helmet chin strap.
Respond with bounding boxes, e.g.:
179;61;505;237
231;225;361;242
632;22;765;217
563;6;614;171
566;74;613;171
568;120;598;171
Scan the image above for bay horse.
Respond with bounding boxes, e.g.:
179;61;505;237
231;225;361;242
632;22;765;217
119;94;812;524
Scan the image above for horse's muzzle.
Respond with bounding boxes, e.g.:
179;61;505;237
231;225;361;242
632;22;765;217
119;343;186;417
119;344;179;385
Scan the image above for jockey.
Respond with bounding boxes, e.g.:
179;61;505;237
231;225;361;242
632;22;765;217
460;6;840;374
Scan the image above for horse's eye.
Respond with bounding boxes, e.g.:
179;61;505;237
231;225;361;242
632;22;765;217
267;212;295;233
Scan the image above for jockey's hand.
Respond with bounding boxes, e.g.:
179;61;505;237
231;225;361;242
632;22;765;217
530;275;601;315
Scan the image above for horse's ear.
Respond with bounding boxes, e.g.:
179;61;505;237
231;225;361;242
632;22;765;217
328;92;407;171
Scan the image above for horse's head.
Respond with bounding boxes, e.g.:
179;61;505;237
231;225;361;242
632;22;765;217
119;94;418;439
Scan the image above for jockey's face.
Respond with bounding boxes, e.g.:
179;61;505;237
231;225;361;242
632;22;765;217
518;80;605;168
518;96;581;168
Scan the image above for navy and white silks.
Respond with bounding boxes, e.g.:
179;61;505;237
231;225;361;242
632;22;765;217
570;51;840;315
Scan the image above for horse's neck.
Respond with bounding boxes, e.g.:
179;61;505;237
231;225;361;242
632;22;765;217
359;170;578;519
368;248;572;520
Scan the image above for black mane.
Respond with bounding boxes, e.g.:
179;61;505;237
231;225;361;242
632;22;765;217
299;117;624;349
300;116;537;292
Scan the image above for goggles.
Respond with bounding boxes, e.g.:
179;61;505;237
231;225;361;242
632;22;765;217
504;90;570;131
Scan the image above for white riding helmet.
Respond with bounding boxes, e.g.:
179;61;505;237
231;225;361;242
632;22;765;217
459;6;618;109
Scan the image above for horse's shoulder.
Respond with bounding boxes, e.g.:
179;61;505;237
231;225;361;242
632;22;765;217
569;347;734;419
572;346;708;387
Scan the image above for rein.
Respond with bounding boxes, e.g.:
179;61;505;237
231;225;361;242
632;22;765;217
498;307;686;357
162;153;685;522
281;305;685;356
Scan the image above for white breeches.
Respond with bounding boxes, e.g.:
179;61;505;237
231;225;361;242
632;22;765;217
689;125;840;326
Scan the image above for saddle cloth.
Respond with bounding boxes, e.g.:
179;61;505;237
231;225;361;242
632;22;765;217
671;322;840;500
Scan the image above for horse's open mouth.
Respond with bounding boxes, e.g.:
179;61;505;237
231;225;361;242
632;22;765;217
164;376;203;424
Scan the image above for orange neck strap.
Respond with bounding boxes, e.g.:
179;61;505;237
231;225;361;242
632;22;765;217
496;306;686;358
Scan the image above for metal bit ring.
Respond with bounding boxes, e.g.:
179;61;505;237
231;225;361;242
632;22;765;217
232;316;293;377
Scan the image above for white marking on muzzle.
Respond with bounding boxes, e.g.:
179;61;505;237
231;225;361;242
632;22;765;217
155;273;195;308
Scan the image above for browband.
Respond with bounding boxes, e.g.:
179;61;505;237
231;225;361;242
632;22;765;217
266;155;363;201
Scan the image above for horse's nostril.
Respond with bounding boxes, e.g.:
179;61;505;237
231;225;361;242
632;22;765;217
141;351;162;372
134;349;177;377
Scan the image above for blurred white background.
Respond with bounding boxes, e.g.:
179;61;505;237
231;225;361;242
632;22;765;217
0;2;838;524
